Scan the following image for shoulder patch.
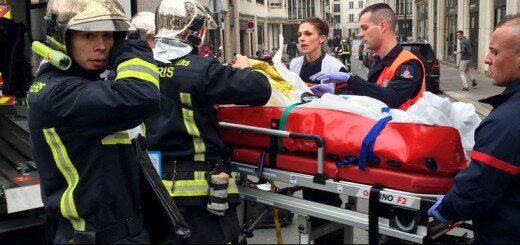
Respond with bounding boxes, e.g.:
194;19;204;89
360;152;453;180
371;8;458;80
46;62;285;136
399;65;414;79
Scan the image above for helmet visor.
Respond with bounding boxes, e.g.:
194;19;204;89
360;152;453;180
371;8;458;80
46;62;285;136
68;19;132;32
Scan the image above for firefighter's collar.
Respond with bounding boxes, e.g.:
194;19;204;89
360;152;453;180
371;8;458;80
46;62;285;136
153;40;193;64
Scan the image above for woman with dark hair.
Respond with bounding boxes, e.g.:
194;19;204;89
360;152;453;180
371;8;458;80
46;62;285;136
289;17;348;96
289;17;347;244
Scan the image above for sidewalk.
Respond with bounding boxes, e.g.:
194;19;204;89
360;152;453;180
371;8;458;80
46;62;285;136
439;61;503;117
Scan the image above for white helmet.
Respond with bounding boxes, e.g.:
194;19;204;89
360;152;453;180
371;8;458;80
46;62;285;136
43;0;132;53
155;0;217;47
131;11;156;40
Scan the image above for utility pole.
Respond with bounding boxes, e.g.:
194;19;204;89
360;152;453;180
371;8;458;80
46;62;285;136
209;0;222;58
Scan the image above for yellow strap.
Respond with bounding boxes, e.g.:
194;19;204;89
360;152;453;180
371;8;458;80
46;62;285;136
43;128;86;231
269;180;284;244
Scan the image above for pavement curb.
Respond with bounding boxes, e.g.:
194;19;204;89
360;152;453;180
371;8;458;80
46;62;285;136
442;90;491;117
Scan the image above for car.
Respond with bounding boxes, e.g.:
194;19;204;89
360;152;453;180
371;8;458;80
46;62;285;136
400;42;441;94
363;48;376;68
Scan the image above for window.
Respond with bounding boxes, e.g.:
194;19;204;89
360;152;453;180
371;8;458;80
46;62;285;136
396;0;412;15
257;0;265;5
349;1;354;9
334;15;341;24
334;3;340;12
349;14;354;22
359;1;363;8
270;0;281;7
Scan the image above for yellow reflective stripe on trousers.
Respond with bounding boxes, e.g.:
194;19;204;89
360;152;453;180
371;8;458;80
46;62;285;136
116;58;160;88
163;171;208;197
163;173;239;197
101;131;131;145
43;128;86;231
179;93;206;161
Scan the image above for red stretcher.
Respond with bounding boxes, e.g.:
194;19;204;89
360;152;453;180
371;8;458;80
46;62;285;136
232;147;454;194
218;106;467;177
218;105;469;194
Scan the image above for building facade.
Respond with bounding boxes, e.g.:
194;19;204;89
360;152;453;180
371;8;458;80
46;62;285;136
336;0;366;39
136;0;335;62
367;0;520;74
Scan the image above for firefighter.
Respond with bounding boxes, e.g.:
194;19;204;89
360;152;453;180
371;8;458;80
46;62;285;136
130;11;156;49
27;0;160;243
144;0;271;244
308;3;425;110
339;38;352;71
428;13;520;244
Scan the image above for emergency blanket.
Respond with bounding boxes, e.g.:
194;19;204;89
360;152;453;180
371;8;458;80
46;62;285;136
218;105;468;176
250;34;311;107
232;148;454;194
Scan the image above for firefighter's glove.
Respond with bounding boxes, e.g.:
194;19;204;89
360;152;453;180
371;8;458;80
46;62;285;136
310;71;351;84
207;172;230;216
427;195;451;224
309;84;334;97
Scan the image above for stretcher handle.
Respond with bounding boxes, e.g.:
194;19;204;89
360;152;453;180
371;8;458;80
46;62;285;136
219;122;326;179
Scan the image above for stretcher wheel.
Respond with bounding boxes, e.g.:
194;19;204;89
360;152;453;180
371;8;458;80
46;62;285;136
393;213;418;233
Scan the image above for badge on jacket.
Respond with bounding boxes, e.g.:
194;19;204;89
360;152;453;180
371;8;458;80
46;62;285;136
399;65;414;79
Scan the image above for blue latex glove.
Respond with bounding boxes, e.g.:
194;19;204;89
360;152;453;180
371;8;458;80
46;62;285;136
309;84;334;97
427;195;451;224
309;72;351;84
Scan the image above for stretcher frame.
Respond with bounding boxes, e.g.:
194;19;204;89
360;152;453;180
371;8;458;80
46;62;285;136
220;122;472;244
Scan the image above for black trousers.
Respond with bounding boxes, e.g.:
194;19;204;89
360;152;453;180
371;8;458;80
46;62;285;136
176;204;241;244
341;54;352;68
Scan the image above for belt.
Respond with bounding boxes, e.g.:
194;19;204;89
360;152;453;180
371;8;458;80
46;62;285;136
96;213;144;243
163;160;215;173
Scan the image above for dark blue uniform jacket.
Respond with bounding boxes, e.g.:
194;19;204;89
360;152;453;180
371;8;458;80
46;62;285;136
346;44;423;108
27;40;160;242
438;80;520;244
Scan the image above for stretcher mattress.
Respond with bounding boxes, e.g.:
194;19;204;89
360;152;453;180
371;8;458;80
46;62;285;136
218;106;468;176
232;148;454;194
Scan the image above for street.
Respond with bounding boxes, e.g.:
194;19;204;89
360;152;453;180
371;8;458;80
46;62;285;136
245;39;492;244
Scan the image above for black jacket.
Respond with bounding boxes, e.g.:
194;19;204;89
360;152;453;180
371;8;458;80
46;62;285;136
28;40;160;241
438;80;520;244
345;44;423;108
145;54;271;205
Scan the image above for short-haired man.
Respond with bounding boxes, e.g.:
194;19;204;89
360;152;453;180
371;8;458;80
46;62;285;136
428;13;520;244
454;30;477;91
308;3;425;110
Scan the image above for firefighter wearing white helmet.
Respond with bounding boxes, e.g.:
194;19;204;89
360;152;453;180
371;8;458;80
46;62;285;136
144;0;271;243
130;11;156;49
28;0;161;243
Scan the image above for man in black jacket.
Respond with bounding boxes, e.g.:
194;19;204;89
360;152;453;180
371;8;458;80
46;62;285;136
28;0;160;243
428;13;520;244
145;0;272;244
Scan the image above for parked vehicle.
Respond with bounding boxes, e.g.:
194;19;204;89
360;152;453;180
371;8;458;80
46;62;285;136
401;42;441;94
363;48;376;68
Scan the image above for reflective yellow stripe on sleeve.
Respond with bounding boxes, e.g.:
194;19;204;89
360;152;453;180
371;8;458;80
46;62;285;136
116;58;160;88
101;131;132;145
43;128;86;231
179;93;206;161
